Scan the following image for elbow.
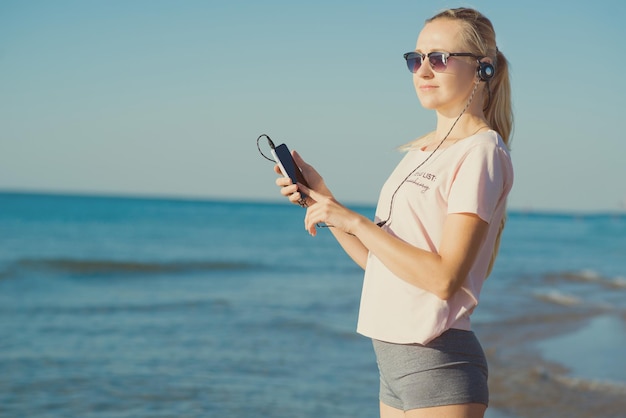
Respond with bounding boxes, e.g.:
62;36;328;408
434;288;455;301
432;276;463;301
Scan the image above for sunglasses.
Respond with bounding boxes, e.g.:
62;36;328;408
403;51;481;73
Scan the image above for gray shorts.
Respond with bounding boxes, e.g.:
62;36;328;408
372;329;488;411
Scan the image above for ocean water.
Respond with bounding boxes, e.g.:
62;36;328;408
1;192;625;418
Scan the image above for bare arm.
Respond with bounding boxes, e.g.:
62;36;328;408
326;222;370;270
301;185;489;300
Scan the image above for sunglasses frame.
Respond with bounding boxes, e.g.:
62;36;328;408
403;51;482;73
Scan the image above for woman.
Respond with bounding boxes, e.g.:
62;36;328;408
275;8;513;418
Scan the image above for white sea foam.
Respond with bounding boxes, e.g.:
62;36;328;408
552;373;626;395
534;290;582;306
578;269;601;281
611;276;626;288
550;270;626;291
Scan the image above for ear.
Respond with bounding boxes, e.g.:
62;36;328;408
477;58;495;82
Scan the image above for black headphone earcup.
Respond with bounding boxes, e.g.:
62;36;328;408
477;62;495;81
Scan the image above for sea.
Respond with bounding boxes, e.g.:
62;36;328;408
1;192;625;418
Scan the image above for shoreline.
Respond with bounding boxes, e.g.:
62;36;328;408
477;305;626;417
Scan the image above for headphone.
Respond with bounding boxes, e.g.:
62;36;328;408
477;61;495;82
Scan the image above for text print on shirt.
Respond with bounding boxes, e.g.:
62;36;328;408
406;171;437;193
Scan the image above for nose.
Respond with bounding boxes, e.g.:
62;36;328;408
415;57;434;78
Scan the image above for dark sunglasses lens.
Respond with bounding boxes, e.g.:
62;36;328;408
405;53;421;73
429;53;447;71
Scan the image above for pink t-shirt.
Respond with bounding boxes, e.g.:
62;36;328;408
356;130;513;344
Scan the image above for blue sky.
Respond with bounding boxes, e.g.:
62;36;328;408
1;0;625;212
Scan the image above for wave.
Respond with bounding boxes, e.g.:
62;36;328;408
7;297;233;317
545;269;626;290
612;277;626;288
2;257;261;278
261;317;360;342
533;290;582;307
535;366;626;395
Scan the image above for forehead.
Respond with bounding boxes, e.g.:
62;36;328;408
416;19;465;52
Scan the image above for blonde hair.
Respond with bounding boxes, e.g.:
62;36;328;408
427;8;513;147
412;8;514;277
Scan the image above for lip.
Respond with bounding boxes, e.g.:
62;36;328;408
419;85;438;90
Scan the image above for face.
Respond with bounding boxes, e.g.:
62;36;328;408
412;19;479;114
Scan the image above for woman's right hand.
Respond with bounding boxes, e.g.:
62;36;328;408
274;150;332;206
274;170;302;205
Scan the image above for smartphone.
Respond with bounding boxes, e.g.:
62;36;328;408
271;143;309;197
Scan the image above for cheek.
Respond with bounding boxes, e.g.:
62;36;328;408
462;69;478;86
449;60;478;84
443;65;479;101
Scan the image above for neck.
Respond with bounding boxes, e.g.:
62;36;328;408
435;82;489;143
435;113;489;141
435;81;489;138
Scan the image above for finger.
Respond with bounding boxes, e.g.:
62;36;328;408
279;184;299;198
275;176;293;187
297;183;323;202
295;183;315;207
304;209;318;237
292;150;307;168
288;191;303;204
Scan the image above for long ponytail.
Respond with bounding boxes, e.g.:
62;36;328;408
485;48;513;147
